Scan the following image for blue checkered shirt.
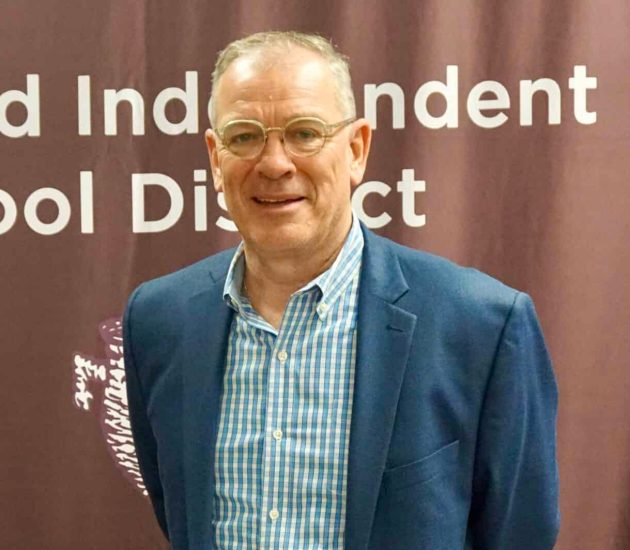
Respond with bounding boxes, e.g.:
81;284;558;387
213;216;363;549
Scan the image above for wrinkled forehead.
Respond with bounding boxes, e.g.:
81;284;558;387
213;47;341;123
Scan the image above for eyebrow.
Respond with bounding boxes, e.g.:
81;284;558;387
221;113;331;126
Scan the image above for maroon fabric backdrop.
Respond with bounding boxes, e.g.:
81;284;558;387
2;1;629;548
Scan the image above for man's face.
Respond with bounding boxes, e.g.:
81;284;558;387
205;47;371;258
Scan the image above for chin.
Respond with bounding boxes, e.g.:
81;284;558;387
248;228;311;254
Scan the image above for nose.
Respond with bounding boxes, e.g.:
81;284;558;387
255;132;296;180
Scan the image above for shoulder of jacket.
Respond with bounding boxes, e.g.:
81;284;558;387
130;247;236;304
364;229;520;312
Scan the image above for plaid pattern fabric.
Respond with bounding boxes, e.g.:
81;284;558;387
213;216;363;549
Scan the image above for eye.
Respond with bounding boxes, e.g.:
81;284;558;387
228;132;258;145
296;128;318;141
286;124;323;143
222;122;264;150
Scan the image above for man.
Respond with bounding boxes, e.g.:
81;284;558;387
123;31;559;549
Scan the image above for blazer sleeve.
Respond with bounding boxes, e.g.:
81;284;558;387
123;284;170;540
468;292;560;549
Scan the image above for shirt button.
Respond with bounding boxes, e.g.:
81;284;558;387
318;302;329;315
269;508;280;521
277;350;288;362
273;429;283;441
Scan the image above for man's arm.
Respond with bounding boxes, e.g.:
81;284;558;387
123;284;170;540
468;292;560;549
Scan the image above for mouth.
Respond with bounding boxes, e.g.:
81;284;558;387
253;196;305;207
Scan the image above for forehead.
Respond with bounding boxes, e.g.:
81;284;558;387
213;47;341;124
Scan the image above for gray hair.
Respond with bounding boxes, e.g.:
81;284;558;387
209;31;356;127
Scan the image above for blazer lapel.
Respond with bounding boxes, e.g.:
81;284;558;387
181;258;234;548
345;228;417;550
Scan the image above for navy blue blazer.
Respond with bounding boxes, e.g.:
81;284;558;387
123;226;559;549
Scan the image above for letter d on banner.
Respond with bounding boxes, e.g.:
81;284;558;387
0;74;40;137
132;173;183;233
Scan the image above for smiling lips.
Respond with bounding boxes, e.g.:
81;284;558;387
253;195;305;205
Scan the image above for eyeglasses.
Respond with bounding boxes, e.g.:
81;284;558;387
215;116;356;159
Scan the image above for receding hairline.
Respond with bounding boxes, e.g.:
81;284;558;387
209;31;356;127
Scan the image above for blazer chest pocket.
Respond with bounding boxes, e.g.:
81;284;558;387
382;440;459;492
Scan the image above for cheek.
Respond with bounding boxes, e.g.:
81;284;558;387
219;163;250;201
320;170;353;204
307;154;351;201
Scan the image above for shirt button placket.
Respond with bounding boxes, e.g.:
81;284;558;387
264;342;288;543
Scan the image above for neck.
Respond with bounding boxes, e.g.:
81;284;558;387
242;218;352;329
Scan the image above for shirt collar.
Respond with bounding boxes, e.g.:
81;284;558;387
223;212;364;318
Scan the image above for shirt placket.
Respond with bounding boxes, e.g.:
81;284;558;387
258;293;302;549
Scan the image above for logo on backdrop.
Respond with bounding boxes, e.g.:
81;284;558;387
72;318;146;495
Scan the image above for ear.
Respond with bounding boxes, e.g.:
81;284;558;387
205;128;223;192
348;118;372;188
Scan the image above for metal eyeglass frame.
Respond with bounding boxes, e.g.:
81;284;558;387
214;116;356;159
